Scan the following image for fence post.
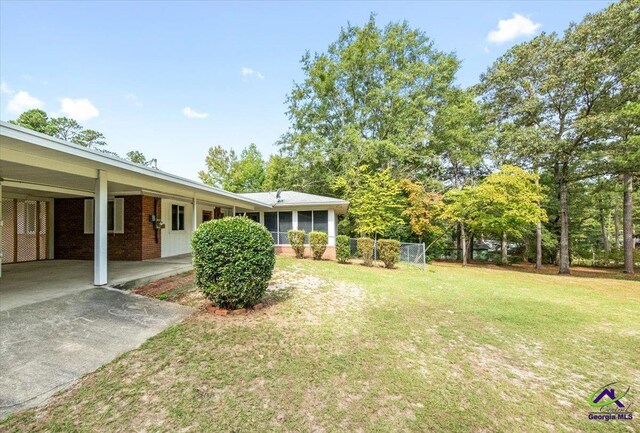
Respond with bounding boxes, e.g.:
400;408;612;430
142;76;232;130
422;242;426;270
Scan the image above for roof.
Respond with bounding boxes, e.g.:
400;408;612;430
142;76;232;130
0;121;268;208
239;191;349;207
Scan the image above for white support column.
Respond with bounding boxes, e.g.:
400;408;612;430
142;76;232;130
0;181;3;278
94;170;108;286
192;197;198;232
292;210;298;231
259;211;264;226
328;209;336;246
233;205;236;216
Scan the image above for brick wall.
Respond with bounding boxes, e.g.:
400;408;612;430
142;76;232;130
54;195;161;261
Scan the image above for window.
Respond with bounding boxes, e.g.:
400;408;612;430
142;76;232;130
278;212;292;244
171;204;185;231
83;198;124;234
107;201;114;232
296;210;328;243
313;210;328;234
236;212;260;223
264;212;277;243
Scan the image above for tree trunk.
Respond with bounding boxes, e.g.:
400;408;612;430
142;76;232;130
461;222;467;267
600;208;611;253
501;231;508;265
614;203;621;249
535;170;542;271
558;165;570;274
456;223;462;261
536;221;543;271
623;173;634;274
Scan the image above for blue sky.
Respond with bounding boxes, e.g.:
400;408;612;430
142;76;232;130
1;1;612;181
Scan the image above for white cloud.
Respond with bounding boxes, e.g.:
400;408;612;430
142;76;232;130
59;97;100;121
241;66;265;80
1;81;12;94
182;106;209;119
7;91;44;114
483;46;490;54
124;93;143;107
487;13;541;44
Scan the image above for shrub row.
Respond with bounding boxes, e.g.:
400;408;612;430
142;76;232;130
287;229;328;260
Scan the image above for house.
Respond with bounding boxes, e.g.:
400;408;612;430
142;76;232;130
0;121;348;285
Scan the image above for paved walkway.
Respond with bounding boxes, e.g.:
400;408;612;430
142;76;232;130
0;256;194;419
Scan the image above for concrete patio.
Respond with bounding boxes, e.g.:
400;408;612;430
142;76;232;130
0;255;193;311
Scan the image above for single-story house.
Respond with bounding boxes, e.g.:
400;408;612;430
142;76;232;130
0;121;348;285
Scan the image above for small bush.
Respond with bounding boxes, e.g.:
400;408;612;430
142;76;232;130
192;217;275;309
309;231;328;260
288;229;306;258
357;237;374;266
378;239;401;269
336;235;351;264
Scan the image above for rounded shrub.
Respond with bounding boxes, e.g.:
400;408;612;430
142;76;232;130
357;237;374;266
336;235;351;264
191;217;275;309
288;229;306;258
378;239;401;269
309;231;328;260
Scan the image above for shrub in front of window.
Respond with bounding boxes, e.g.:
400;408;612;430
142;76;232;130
357;237;374;266
377;239;401;269
336;235;351;264
309;231;328;260
192;217;275;309
288;229;306;258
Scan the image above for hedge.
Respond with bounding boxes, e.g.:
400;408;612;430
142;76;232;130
191;217;275;309
378;239;401;269
288;229;306;258
309;231;328;260
357;237;374;266
336;235;351;264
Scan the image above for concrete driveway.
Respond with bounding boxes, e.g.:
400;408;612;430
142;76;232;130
0;286;192;419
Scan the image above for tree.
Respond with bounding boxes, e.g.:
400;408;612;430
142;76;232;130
334;166;404;237
400;179;443;244
199;143;265;193
50;117;82;141
262;155;299;191
278;15;459;193
431;88;489;263
10;109;111;152
9;109;56;135
442;166;547;266
468;166;547;264
71;129;107;150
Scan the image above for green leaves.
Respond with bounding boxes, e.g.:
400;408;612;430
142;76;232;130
335;166;404;237
199;143;266;193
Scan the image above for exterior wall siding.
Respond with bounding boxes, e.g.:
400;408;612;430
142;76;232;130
54;195;161;261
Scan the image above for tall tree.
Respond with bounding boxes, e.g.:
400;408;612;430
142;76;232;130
199;144;265;193
279;15;458;193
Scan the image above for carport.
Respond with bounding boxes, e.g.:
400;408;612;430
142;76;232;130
0;121;267;286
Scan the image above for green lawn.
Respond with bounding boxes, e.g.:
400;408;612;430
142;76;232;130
3;258;639;432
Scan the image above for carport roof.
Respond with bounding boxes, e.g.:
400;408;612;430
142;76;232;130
0;121;269;208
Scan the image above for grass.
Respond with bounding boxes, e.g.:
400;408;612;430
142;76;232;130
2;258;639;432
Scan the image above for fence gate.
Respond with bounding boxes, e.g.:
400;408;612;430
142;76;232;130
1;199;49;264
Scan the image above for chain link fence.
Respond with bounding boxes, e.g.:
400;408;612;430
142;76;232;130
349;238;426;270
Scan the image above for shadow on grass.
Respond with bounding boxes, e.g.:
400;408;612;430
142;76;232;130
433;260;640;282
